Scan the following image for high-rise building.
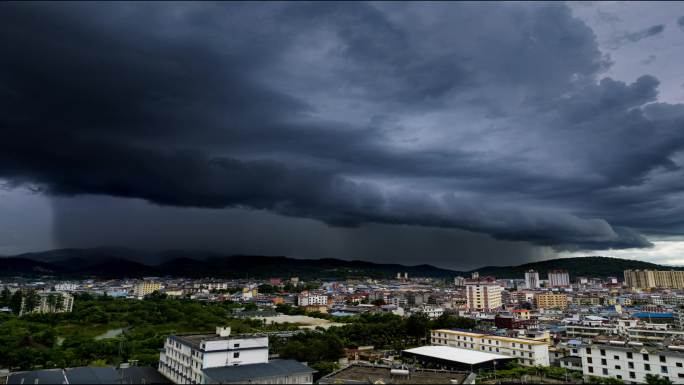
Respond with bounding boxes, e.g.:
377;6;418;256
465;282;502;310
454;276;466;287
525;270;540;289
624;269;684;289
133;280;162;298
547;270;570;287
20;291;74;316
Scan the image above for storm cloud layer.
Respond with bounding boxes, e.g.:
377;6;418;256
2;2;684;253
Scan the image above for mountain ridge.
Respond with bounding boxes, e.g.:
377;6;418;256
1;248;682;279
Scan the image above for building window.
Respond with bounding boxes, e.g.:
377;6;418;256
588;366;593;373
627;352;633;359
600;349;606;356
614;355;619;360
662;366;668;373
644;354;649;361
586;348;592;354
645;364;651;371
233;352;240;358
615;365;621;370
677;362;683;368
629;372;635;379
601;359;607;365
602;369;608;375
629;362;634;369
588;358;593;364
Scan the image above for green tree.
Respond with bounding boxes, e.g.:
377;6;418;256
22;290;40;315
9;291;23;314
0;286;11;307
430;314;476;330
645;374;674;384
46;294;57;312
588;375;624;384
405;314;430;344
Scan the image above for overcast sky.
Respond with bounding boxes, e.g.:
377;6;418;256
2;2;684;270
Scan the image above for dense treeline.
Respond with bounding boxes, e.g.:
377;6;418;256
0;295;476;378
0;294;294;370
272;312;476;377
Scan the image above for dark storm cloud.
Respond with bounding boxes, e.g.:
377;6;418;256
2;2;684;254
608;24;665;48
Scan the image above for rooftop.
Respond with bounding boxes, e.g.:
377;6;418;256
403;346;511;365
171;332;267;349
202;359;315;383
319;364;468;384
432;329;548;345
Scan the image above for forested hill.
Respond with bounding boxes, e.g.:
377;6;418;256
472;256;684;279
1;248;682;279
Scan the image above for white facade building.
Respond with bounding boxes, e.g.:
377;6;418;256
20;291;74;316
579;342;684;384
465;283;502;310
159;327;314;384
160;327;269;383
548;270;570;287
297;292;329;307
525;270;540;289
54;282;78;292
431;329;550;366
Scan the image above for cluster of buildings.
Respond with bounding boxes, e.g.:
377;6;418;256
9;266;684;383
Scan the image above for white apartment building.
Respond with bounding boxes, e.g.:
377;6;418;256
20;291;74;316
525;270;540;289
54;282;78;292
465;283;502;310
160;327;268;383
159;327;314;384
297;292;329;307
411;306;444;319
548;270;570;287
193;282;229;291
579;342;684;384
430;329;550;366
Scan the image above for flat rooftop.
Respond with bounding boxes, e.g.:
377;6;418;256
403;345;511;365
172;332;266;349
319;365;467;384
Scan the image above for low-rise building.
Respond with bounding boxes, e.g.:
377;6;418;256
536;293;568;310
430;329;550;366
297;292;329;307
579;342;684;384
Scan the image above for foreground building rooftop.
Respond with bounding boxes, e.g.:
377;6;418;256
318;364;471;384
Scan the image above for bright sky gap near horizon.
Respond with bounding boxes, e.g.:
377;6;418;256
2;2;684;269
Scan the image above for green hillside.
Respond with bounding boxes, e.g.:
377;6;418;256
470;256;684;279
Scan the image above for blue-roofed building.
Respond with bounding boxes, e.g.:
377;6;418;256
632;312;674;324
64;367;118;384
8;369;67;385
6;366;170;384
203;359;315;384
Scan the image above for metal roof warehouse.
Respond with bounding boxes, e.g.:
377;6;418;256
402;345;515;371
